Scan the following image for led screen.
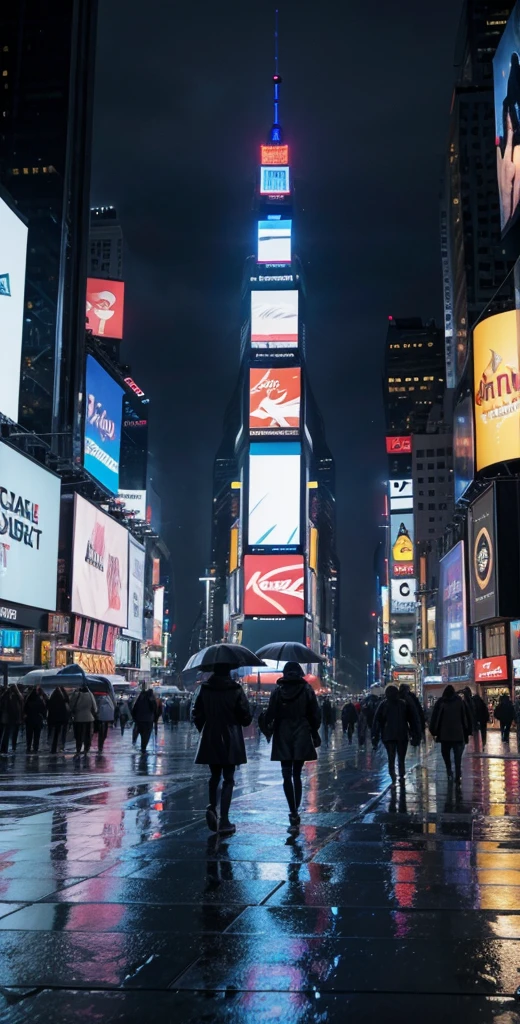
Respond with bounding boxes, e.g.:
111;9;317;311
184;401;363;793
249;368;300;435
389;479;413;512
248;442;300;546
258;219;291;263
0;196;28;421
386;436;412;454
260;166;290;194
468;485;497;623
123;535;145;640
153;586;164;645
474;310;520;470
244;554;304;616
118;490;147;520
86;278;125;339
453;394;475;502
0;441;60;611
439;541;468;658
260;145;289;165
390;513;414;577
71;494;128;628
391;578;416;615
251;289;298;348
391;638;414;666
494;4;520;235
83;355;124;494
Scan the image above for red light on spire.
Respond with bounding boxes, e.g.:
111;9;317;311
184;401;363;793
261;144;288;165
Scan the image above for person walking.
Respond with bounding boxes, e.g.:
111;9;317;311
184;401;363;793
494;693;515;743
0;684;24;754
69;683;98;755
131;685;157;753
48;686;70;753
192;663;252;836
96;692;115;753
341;701;358;743
263;663;322;828
119;699;131;736
398;683;425;739
372;684;418;784
153;696;163;740
472;691;490;747
24;686;48;754
357;706;368;749
429;684;471;785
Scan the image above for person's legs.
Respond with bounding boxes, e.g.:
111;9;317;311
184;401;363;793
208;765;222;809
281;760;297;813
26;723;34;752
60;724;68;750
33;725;42;753
220;765;235;823
120;720;126;736
441;741;453;777
452;742;464;782
481;722;487;747
397;739;408;779
347;724;353;744
73;723;82;753
504;724;511;743
385;741;397;781
292;760;304;810
50;725;59;754
98;722;109;752
139;722;153;752
83;723;92;753
11;725;19;751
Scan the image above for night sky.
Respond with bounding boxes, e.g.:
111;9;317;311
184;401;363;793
91;0;463;670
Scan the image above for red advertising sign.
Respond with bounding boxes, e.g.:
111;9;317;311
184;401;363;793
249;368;301;435
386;436;412;454
86;278;125;339
474;656;508;683
244;555;304;616
261;145;289;165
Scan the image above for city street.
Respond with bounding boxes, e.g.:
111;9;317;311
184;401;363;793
0;723;520;1021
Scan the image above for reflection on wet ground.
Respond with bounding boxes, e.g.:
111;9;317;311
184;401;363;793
1;723;520;1021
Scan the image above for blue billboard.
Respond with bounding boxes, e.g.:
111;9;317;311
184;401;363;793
439;541;468;659
83;354;124;494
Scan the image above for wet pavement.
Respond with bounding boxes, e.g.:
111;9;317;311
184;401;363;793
0;722;520;1021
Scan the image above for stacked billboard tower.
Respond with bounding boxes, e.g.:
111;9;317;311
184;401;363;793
211;72;340;680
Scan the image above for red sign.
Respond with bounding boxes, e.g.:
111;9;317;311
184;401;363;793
86;278;125;339
261;145;289;165
249;368;300;434
124;376;145;398
244;555;304;616
474;656;508;683
386;436;412;454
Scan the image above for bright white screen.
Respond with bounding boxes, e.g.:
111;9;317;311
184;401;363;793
249;443;300;545
71;494;128;627
0;198;28;421
251;290;298;348
124;534;145;639
258;220;291;263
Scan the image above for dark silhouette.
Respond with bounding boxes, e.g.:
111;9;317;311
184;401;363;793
372;684;418;784
430;684;471;785
264;662;322;827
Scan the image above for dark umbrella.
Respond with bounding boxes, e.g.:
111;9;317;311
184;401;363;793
183;643;266;673
255;641;326;665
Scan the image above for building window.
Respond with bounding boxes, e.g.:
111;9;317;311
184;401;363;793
416;450;425;457
428;503;435;510
437;461;445;469
417;463;423;470
418;503;424;510
418;477;424;484
429;517;435;522
428;477;434;483
418;490;424;496
436;448;445;456
426;449;434;456
428;463;434;470
485;623;505;657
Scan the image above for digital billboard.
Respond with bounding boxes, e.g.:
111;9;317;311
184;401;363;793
0;441;60;611
494;4;520;235
439;541;468;658
389;479;413;512
391;638;414;666
244;554;304;616
86;278;125;339
0;196;28;422
251;290;298;347
258;219;291;264
260;166;290;194
119;395;148;491
83;355;124;494
249;368;300;436
390;514;414;577
248;442;300;546
124;535;145;640
118;490;147;520
475;656;508;684
468;486;497;623
71;494;128;628
453;393;475;502
474;310;520;470
260;145;289;165
152;586;164;646
386;436;411;454
391;578;416;615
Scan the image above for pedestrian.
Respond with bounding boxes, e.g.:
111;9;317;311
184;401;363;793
341;700;358;743
192;662;252;835
460;686;478;736
119;699;131;736
0;683;24;754
262;663;321;828
48;686;70;753
494;692;515;743
131;685;157;753
113;699;121;727
153;696;163;740
171;697;180;726
472;691;490;747
357;706;368;748
398;683;425;739
96;692;115;753
429;684;471;785
24;686;48;754
372;684;418;784
69;682;98;755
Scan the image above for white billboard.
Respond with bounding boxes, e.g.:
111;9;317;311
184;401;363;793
124;534;145;639
389;479;413;511
391;578;416;615
258;219;291;263
71;494;128;627
248;442;300;546
0;441;60;610
118;489;147;521
0;197;28;421
391;637;415;666
251;289;298;348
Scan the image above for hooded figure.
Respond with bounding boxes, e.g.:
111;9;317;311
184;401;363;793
372;684;418;784
264;662;322;827
494;693;515;743
398;683;425;738
429;684;471;784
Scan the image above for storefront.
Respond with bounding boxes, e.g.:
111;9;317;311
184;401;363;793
0;600;50;674
55;616;118;675
474;655;510;716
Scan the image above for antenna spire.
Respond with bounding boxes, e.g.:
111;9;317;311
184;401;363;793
271;8;282;142
274;8;279;75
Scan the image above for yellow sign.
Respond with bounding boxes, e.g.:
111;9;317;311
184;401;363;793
474;310;520;470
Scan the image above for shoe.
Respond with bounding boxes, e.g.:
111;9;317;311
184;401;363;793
205;805;218;833
218;820;236;835
455;776;462;787
399;774;405;783
289;812;300;827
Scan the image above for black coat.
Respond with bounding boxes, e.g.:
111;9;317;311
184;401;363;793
266;677;322;762
341;703;358;726
24;693;48;726
494;697;515;726
372;695;417;744
472;694;490;725
192;676;252;765
47;688;70;726
131;690;157;724
429;694;470;743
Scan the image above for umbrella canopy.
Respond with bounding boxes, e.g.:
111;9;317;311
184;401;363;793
183;643;266;673
255;641;326;665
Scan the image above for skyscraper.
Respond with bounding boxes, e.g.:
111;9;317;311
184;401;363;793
383;317;446;433
89;206;123;281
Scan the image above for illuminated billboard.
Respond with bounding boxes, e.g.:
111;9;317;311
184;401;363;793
0;195;28;421
248;442;300;546
83;355;124;494
71;494;128;628
249;368;300;436
390;514;414;577
474;310;520;470
0;441;60;611
244;554;304;616
260;166;290;194
391;578;416;615
381;585;390;644
494;4;520;235
261;145;289;165
453;393;474;502
439;541;468;658
389;479;413;512
251;290;298;348
391;638;414;666
258;219;291;264
123;535;145;640
153;586;164;646
468;486;497;623
386;436;412;454
118;490;146;520
86;278;125;339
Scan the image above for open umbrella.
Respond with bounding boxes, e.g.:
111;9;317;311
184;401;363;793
183;643;266;673
255;641;326;665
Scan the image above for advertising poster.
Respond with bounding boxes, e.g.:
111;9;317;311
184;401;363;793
83;355;124;495
249;368;301;435
86;278;125;339
0;196;28;422
391;578;416;615
468;485;497;623
390;513;414;577
119;395;149;491
118;490;147;520
389;479;413;512
251;290;298;348
386;436;411;454
494;4;520;235
475;656;508;684
260;145;289;165
381;585;390;644
453;394;475;502
248;442;300;546
391;638;414;666
71;494;128;628
244;554;304;616
474;310;520;470
260;166;290;194
152;586;164;645
258;219;292;263
439;541;468;658
0;441;60;611
123;535;145;640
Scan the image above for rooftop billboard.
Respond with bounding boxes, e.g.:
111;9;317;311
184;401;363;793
249;368;300;436
258;219;291;264
251;289;298;348
494;3;520;236
0;195;28;421
474;311;520;470
83;355;124;495
86;278;125;339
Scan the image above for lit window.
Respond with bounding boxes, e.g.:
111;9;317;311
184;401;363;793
12;167;19;175
22;167;28;174
1;71;7;77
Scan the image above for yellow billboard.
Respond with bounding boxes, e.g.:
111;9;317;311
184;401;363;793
474;310;520;470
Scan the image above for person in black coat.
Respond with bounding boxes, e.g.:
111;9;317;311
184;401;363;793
192;664;252;835
429;684;471;784
131;685;157;753
341;701;358;743
494;693;515;743
48;686;70;753
264;663;322;827
24;686;48;753
372;684;418;784
472;691;490;747
398;683;425;739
